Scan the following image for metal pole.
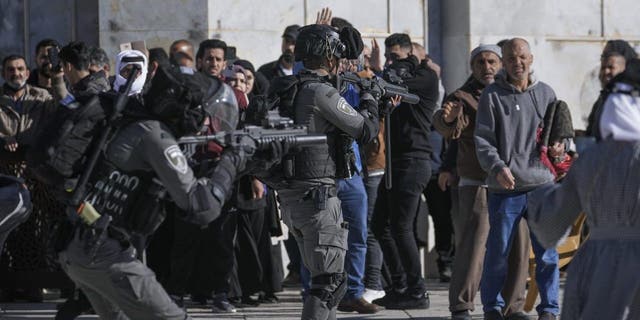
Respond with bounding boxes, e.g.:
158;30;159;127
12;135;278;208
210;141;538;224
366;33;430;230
23;0;30;63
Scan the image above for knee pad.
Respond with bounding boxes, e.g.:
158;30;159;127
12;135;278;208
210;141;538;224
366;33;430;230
308;272;347;309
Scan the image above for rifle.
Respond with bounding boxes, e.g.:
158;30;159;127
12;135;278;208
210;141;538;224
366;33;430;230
68;65;141;214
178;111;326;151
338;72;421;189
338;72;420;105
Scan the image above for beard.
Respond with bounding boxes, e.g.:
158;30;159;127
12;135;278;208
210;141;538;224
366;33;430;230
281;51;295;65
5;78;27;91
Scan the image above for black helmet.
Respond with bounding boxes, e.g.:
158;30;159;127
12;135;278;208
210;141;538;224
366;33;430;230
0;174;32;255
144;64;238;136
294;24;346;62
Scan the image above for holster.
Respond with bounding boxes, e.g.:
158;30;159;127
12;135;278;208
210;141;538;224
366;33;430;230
308;272;348;309
303;185;337;210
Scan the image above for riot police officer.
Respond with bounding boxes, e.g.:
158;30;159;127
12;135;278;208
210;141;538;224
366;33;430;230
269;24;380;320
56;63;247;320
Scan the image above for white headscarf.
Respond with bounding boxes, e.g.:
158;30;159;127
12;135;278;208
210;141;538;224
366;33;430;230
600;82;640;141
114;50;148;95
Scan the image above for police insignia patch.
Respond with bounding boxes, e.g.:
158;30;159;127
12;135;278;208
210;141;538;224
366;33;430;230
164;145;188;174
336;97;357;116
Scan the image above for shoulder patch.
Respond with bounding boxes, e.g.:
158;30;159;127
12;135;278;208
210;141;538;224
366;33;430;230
336;97;358;116
163;145;188;174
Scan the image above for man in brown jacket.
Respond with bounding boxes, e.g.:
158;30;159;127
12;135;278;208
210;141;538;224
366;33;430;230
1;55;55;156
433;44;530;320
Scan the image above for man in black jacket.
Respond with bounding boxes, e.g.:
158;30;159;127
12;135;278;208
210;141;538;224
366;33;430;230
257;24;300;82
371;33;439;310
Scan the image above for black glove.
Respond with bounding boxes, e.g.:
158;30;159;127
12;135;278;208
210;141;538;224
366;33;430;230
223;135;257;173
358;97;379;120
250;139;291;172
361;80;384;101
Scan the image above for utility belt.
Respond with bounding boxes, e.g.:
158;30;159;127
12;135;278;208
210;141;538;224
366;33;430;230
301;185;337;210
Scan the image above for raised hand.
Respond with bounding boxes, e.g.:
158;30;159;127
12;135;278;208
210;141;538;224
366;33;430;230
315;7;332;25
370;39;383;72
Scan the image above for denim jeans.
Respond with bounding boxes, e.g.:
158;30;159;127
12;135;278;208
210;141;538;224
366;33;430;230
363;173;384;290
372;158;431;295
481;191;560;316
337;174;368;299
300;174;369;301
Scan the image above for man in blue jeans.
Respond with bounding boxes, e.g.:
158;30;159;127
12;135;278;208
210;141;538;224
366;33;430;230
474;38;559;320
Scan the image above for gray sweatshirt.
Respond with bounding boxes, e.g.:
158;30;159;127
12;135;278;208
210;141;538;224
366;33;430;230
474;71;556;192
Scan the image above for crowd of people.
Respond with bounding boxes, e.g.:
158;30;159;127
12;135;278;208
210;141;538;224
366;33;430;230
1;6;639;320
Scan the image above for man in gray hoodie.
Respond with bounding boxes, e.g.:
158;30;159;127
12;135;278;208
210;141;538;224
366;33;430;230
474;38;560;320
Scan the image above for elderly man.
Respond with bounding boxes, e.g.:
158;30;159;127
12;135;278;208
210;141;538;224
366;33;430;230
474;38;560;320
433;44;531;320
1;55;54;155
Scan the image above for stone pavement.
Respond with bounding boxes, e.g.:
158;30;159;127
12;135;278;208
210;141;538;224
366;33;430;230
0;280;563;319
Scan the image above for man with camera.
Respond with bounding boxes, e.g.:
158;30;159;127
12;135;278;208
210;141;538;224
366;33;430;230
26;39;60;92
370;33;440;310
28;41;113;187
267;23;380;320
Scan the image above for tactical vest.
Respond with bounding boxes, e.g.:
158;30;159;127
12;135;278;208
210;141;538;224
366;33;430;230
283;74;338;180
85;155;165;241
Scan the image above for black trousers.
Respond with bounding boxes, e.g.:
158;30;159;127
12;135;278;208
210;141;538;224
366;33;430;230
423;178;454;257
165;205;237;297
372;157;431;295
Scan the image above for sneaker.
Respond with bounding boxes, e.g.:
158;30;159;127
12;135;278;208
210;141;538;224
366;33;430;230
384;292;429;310
538;312;556;320
484;309;505;320
282;271;301;287
361;288;385;304
452;310;472;320
211;297;237;313
371;290;398;308
337;297;383;314
505;311;530;320
258;292;279;304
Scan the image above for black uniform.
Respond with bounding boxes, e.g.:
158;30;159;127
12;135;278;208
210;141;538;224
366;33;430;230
56;65;243;320
271;69;379;320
